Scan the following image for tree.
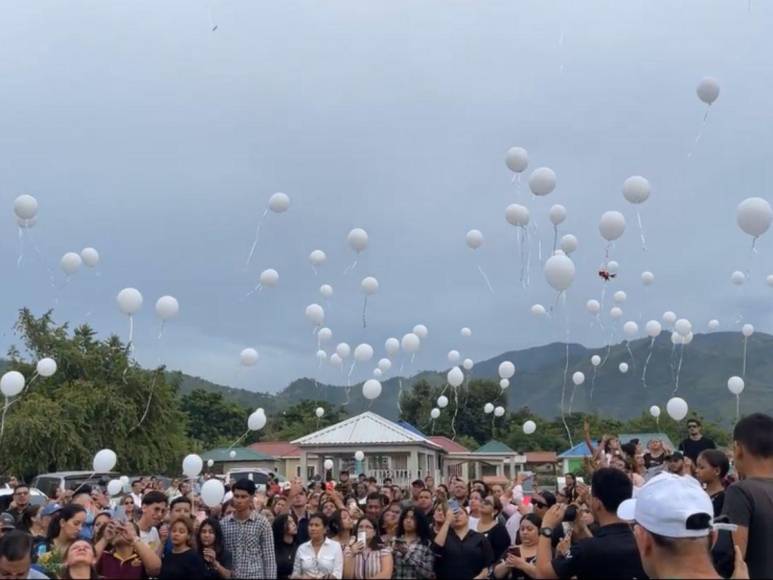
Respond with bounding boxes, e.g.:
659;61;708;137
0;310;188;479
181;389;249;450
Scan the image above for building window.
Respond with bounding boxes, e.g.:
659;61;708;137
307;466;315;480
296;466;301;477
368;455;390;471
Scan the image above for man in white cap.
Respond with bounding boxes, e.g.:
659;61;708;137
618;472;734;579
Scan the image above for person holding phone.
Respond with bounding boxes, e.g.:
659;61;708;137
433;503;494;579
493;513;542;579
197;517;233;579
343;517;393;579
95;520;162;578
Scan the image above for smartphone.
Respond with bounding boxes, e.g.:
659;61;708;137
448;499;461;513
113;506;128;524
357;531;367;545
507;546;521;557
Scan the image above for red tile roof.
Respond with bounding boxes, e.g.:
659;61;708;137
249;441;301;457
525;451;557;463
428;436;469;453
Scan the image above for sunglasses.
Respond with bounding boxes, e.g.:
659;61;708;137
531;499;547;508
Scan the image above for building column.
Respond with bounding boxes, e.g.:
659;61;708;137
510;456;516;481
300;451;308;482
408;449;419;481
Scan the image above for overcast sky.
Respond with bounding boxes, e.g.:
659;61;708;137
2;0;773;393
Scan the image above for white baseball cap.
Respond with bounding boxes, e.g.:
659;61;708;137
617;472;713;538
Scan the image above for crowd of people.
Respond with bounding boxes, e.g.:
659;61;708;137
0;412;771;579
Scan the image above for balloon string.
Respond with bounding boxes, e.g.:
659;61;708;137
226;429;250;452
343;258;359;276
244;284;263;299
636;209;647;251
673;343;685;393
476;265;495;294
362;296;368;329
736;394;741;422
244;209;268;269
687;108;710;159
552;225;558;253
641;338;655;389
519;226;530;288
742;336;748;378
590;366;598;401
560;294;573;448
132;371;159;431
128;316;134;350
347;362;356;384
17;228;23;269
0;396;9;444
207;0;218;30
625;341;636;370
157;321;166;341
451;385;459;441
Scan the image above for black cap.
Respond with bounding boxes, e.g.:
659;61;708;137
0;512;16;530
667;451;684;461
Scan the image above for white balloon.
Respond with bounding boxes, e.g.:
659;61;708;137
117;288;143;316
619;362;629;374
591;355;601;367
498;361;516;379
309;250;327;267
623;321;639;337
641;271;655;286
586;299;601;314
663;311;677;325
728;376;745;395
461;327;472;337
523;420;537;435
201;479;225;507
622;176;651;204
572;372;585;386
484;403;495;414
14;194;38;220
324;459;334;471
207;459;214;468
93;449;117;472
155;296;180;320
599;211;626;241
650;405;661;418
675;319;692;337
447;366;464;388
531;304;546;317
268;192;290;213
316;350;327;362
437;395;449;409
347;228;369;253
494;406;506;417
696;77;720;105
80;248;100;268
329;353;343;368
0;371;25;397
447;350;461;364
260;269;279;288
401;333;421;353
610;307;623;320
320;284;334;299
671;332;683;345
354;343;374;362
559;234;578;254
549;204;567;226
373;368;383;378
240;348;259;366
612;291;626;304
430;408;441;419
607;261;620;275
742;324;754;338
730;271;746;286
362;379;382;400
354;451;365;462
462;358;474;370
318;327;333;343
377;358;392;372
500;379;510;389
505;204;530;227
336;343;351;359
544;251;575;291
247;411;266;431
361;276;379;295
305;304;325;326
182;454;203;477
708;319;720;330
385;338;400;357
107;479;123;497
737;197;773;238
36;358;57;377
413;325;429;339
505;147;529;173
645;320;662;338
60;252;82;275
528;167;557;196
229;450;236;459
666;397;689;421
465;229;483;250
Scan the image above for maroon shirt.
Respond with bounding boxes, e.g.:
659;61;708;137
97;550;146;580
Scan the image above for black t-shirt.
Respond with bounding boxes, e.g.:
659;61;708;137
678;436;716;462
480;522;511;562
551;523;647;580
434;529;494;579
642;452;666;470
275;540;298;580
722;477;773;579
200;547;233;580
160;549;207;580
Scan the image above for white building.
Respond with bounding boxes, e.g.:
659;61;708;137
291;411;445;485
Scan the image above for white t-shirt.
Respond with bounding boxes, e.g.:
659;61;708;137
139;525;160;551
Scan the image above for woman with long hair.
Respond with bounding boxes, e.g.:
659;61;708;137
493;513;542;579
59;540;99;579
696;448;730;516
343;517;393;579
378;501;401;543
196;517;233;579
36;504;87;578
329;508;354;547
272;513;298;580
475;495;510;561
430;500;448;538
392;507;433;579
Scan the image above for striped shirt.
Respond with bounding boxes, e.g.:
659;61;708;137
346;547;392;579
221;510;276;579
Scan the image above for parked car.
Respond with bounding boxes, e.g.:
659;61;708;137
31;471;119;499
0;486;48;511
224;469;285;492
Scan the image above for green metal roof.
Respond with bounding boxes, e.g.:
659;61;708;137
201;447;274;462
474;440;516;454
